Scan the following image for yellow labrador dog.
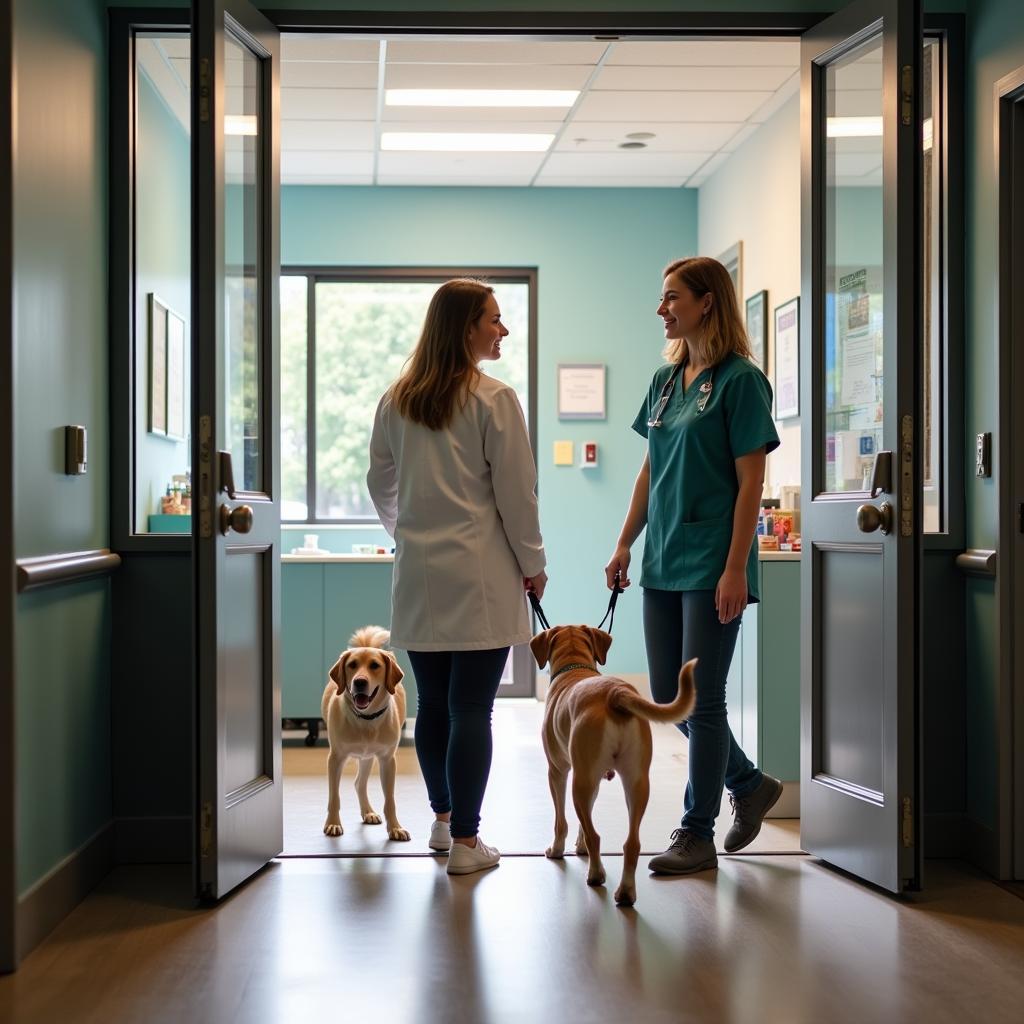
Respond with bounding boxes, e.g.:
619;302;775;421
531;625;696;907
322;626;410;842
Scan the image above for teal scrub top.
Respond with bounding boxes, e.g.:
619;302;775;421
632;353;781;601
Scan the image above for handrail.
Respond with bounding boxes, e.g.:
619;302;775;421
16;549;121;593
955;549;997;578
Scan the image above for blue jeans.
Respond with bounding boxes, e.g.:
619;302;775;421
643;588;763;840
408;647;508;839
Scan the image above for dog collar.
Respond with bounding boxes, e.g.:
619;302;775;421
351;704;388;721
550;662;597;681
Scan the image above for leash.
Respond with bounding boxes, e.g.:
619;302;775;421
527;571;625;635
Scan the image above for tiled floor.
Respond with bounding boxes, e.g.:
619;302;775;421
283;700;802;857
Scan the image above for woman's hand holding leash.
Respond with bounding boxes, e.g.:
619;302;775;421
604;547;632;591
525;570;548;602
715;567;748;624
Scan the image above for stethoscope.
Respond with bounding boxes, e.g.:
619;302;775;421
647;359;714;428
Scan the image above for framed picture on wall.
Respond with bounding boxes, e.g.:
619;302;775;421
773;296;800;420
557;363;606;420
148;294;168;436
717;240;743;305
745;290;768;373
166;310;187;441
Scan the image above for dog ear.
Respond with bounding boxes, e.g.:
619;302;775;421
530;629;554;669
328;652;350;694
586;627;613;666
383;652;404;694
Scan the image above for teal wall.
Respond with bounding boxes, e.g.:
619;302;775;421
135;69;191;533
963;0;1024;834
13;0;111;895
282;185;698;675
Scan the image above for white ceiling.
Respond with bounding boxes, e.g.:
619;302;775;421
137;34;878;189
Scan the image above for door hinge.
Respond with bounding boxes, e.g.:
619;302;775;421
901;64;913;127
200;800;213;859
900;415;913;537
901;796;914;848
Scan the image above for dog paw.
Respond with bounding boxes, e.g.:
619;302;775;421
545;845;565;859
587;869;607;887
323;822;343;837
388;827;411;842
614;884;636;907
362;812;382;825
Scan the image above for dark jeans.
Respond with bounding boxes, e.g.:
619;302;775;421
408;647;509;839
643;588;763;840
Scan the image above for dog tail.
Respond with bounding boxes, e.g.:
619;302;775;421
349;625;391;650
607;659;697;724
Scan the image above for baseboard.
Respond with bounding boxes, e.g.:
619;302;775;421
16;821;114;964
767;781;800;818
963;815;1000;876
114;816;191;864
923;811;965;859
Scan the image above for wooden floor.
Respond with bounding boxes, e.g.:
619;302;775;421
283;700;802;856
3;857;1023;1023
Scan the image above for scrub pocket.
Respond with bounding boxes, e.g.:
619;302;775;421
680;516;734;586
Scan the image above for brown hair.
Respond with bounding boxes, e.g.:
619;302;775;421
390;278;494;430
662;256;752;367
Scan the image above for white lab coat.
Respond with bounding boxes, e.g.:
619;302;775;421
366;373;546;652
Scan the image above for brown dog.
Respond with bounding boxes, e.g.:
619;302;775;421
531;625;696;906
321;626;410;842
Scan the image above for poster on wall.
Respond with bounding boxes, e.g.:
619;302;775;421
838;268;876;409
773;297;800;420
149;295;168;436
166;310;187;441
557;364;606;420
745;290;768;373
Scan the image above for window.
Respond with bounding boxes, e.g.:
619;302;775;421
280;271;534;523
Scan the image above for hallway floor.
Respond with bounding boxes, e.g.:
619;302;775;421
283;700;802;856
2;857;1023;1023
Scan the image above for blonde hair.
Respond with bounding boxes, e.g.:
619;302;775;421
662;257;752;366
391;278;493;430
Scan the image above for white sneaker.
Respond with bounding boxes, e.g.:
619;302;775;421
429;819;451;852
446;836;500;875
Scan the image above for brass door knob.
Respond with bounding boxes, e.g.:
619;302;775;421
856;501;893;535
219;503;254;536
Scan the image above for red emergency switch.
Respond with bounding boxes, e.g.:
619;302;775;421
582;442;598;468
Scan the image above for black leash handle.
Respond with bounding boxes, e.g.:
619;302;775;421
528;588;551;631
596;570;624;634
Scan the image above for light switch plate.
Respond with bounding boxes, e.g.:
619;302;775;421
553;440;574;466
976;432;991;478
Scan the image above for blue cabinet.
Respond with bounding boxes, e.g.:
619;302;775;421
281;559;416;720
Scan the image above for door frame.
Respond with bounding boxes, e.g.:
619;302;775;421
1;0;16;975
996;65;1024;881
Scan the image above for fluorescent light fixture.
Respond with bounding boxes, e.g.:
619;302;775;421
225;114;258;136
385;89;579;108
826;116;883;138
380;132;555;153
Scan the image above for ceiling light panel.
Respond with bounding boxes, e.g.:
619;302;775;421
385;89;579;108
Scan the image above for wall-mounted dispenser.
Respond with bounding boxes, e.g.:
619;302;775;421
64;425;88;475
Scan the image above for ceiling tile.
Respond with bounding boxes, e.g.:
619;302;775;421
381;104;567;124
540;150;709;178
282;151;374;178
384;63;593;91
281;88;378;121
747;71;799;123
281;62;380;89
573;90;773;123
556;121;741;153
281;120;376;151
534;175;687;188
386;40;608;65
594;64;794;92
284;175;374;185
281;35;379;62
685;150;731;187
607;40;799;68
377;151;545;179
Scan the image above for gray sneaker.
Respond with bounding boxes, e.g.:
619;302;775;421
648;828;718;875
724;774;783;854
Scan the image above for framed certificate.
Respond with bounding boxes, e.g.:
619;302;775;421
773;296;801;420
557;363;606;420
148;295;168;436
745;289;768;373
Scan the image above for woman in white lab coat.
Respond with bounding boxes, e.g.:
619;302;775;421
367;279;547;876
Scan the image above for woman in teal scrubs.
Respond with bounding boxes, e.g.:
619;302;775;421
606;256;782;876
